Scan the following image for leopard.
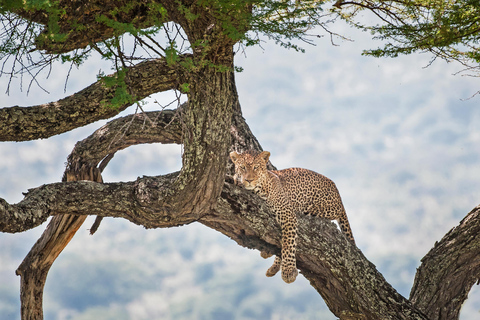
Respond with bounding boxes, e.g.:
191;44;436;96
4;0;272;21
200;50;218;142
229;150;355;284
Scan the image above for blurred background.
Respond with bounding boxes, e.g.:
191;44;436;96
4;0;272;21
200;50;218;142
1;19;479;320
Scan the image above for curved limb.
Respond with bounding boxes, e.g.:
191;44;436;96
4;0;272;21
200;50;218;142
16;173;100;320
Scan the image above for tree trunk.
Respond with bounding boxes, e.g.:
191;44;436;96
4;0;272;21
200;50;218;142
11;40;239;317
171;61;236;220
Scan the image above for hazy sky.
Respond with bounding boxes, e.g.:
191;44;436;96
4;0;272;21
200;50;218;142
1;17;479;319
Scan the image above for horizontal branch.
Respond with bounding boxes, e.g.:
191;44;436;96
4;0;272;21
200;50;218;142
0;55;189;142
0;174;187;233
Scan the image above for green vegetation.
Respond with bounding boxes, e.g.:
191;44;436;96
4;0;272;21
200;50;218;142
336;0;480;73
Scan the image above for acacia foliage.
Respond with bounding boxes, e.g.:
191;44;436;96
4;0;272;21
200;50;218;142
336;0;480;74
0;0;335;98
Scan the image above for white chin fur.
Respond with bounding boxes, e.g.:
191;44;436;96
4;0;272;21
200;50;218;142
244;184;255;190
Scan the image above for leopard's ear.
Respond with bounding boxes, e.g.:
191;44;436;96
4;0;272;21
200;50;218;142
260;151;270;162
229;151;239;163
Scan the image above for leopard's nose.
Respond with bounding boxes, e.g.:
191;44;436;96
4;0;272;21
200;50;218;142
245;178;253;183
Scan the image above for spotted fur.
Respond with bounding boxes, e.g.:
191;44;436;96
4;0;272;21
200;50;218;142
230;150;355;284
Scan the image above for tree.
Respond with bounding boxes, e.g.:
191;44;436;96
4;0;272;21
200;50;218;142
0;0;479;319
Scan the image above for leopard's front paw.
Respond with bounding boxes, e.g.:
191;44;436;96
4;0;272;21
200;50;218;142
265;263;281;277
281;266;298;284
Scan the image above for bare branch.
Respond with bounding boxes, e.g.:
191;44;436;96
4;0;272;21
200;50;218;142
66;109;182;169
0;174;190;233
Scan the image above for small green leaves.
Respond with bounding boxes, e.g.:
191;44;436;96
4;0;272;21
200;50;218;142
97;69;135;109
165;42;179;65
342;0;480;72
180;82;190;93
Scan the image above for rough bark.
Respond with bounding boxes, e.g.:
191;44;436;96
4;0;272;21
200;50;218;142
410;205;480;319
210;182;429;319
16;215;87;320
169;67;235;221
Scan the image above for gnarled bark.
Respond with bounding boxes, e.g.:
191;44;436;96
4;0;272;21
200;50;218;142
410;205;480;319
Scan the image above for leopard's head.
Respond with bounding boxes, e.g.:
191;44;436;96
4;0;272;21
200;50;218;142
229;150;270;190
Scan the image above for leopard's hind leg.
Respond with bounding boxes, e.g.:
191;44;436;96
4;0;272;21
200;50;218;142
338;209;355;244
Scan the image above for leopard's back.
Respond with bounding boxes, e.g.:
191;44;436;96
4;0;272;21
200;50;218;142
273;168;345;218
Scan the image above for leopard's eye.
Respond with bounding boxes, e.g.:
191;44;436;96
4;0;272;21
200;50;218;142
240;165;246;172
253;165;259;170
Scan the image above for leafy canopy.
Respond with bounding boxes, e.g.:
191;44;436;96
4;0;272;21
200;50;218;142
337;0;480;74
1;0;479;102
0;0;338;102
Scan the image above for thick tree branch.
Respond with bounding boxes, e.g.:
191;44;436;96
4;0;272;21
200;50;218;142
16;214;88;319
0;55;188;142
0;108;182;233
207;181;429;319
15;169;101;319
0;175;192;234
410;205;480;319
